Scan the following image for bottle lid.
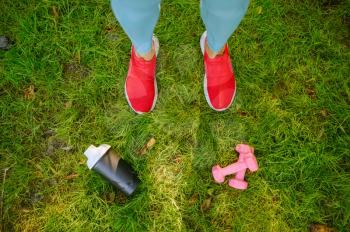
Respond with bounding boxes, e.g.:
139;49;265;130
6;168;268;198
84;144;111;169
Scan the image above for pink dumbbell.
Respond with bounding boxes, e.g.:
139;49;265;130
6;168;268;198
229;144;255;190
212;147;258;183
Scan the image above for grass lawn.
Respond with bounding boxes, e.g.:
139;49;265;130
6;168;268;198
1;0;350;231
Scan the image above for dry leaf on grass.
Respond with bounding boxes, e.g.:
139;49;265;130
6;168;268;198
189;193;199;205
320;109;329;118
46;137;73;155
51;6;59;18
60;146;73;152
43;129;55;137
24;85;35;100
237;108;248;116
309;224;335;232
172;154;182;164
105;192;116;203
20;209;31;213
64;101;72;109
306;87;317;99
139;137;156;155
64;173;79;180
105;26;113;33
115;191;128;204
200;197;212;212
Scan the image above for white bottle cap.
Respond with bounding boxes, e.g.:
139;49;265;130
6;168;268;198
84;144;111;169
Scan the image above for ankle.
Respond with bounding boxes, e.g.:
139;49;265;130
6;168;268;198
205;42;225;59
136;44;155;61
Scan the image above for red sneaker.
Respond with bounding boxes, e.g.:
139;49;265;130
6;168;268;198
200;31;236;111
125;36;159;114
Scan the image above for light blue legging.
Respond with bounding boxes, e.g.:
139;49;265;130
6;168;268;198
111;0;249;55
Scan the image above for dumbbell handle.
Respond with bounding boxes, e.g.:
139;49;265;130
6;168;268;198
220;161;248;176
235;153;247;180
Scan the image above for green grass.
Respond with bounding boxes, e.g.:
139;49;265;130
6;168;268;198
1;0;350;231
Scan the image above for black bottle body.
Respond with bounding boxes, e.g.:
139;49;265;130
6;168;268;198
93;149;139;196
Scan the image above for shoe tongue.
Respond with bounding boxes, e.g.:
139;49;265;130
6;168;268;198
205;50;233;78
130;47;156;79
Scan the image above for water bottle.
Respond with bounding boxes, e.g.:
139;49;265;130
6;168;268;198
84;144;139;196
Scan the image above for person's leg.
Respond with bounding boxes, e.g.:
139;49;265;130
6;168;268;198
111;0;161;57
200;0;249;54
199;0;250;111
111;0;161;114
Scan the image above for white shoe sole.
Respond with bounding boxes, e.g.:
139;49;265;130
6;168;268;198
200;31;236;112
125;36;159;114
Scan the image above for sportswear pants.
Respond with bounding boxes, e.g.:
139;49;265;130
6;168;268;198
111;0;249;55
